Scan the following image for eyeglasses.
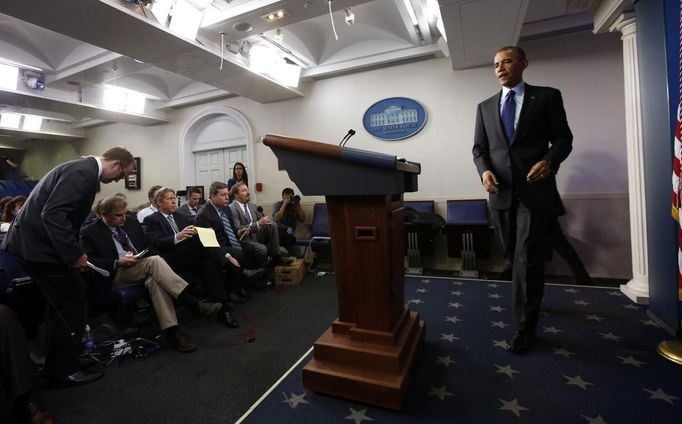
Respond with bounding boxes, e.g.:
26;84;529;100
116;162;135;180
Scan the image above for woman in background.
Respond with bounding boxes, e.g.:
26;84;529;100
227;162;248;204
0;195;25;233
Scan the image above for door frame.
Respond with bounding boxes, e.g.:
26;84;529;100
179;106;256;200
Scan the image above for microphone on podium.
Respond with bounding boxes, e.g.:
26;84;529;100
339;129;356;147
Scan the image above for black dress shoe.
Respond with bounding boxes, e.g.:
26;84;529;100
506;330;535;353
51;369;103;387
79;355;98;368
221;311;240;328
238;287;251;300
229;292;247;304
167;331;197;353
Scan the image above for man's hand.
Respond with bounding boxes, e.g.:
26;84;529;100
116;256;139;268
282;195;292;207
258;216;271;226
227;255;240;268
481;171;499;194
71;253;88;271
178;225;196;240
526;160;551;183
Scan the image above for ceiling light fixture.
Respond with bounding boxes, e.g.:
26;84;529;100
262;9;287;22
0;63;19;91
344;8;354;26
0;113;21;129
22;115;43;132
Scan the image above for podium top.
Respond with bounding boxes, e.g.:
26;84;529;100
263;134;421;174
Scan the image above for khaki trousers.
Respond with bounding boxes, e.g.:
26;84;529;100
112;256;188;330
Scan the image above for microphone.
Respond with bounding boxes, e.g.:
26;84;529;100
339;129;356;147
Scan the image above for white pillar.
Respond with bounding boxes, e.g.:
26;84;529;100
610;14;649;304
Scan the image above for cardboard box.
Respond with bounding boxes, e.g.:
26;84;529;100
275;259;305;285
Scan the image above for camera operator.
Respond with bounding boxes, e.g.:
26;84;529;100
272;188;305;250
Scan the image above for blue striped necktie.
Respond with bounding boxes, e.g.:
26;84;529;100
219;209;241;250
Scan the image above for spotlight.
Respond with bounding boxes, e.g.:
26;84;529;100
273;28;283;43
344;8;354;26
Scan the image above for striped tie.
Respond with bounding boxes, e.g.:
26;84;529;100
220;209;242;250
167;215;179;233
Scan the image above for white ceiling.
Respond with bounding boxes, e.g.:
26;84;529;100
0;0;594;144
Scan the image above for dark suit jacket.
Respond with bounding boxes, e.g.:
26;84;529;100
195;203;239;248
472;84;573;210
1;157;99;264
80;217;152;278
229;201;263;241
141;211;194;255
176;204;197;223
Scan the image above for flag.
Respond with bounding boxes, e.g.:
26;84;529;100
674;1;682;301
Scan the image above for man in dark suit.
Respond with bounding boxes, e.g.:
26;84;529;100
229;182;292;267
472;46;573;353
141;187;240;328
81;195;222;352
0;147;135;386
176;186;202;222
196;182;268;290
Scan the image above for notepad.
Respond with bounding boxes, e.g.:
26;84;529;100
194;226;220;247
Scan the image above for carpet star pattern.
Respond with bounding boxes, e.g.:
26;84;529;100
623;304;639;310
498;398;530;417
618;356;646;368
640;319;660;327
642;388;679;404
445;315;461;324
564;374;595;390
440;333;459;342
436;355;455;367
573;299;590;306
281;392;310;409
552;347;576;358
344;408;374;424
244;276;682;424
495;364;520;378
428;386;454;401
585;314;604;322
599;332;623;341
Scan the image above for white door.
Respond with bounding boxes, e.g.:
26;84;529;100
195;146;248;191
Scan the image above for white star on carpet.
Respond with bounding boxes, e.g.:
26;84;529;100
618;356;646;367
420;279;431;284
491;321;509;329
445;316;461;324
487;283;499;288
543;326;563;334
599;332;623;341
607;291;622;296
344;407;374;424
552;347;575;358
428;385;454;401
416;288;428;293
573;299;590;306
406;299;423;305
585;314;604;322
441;333;459;342
492;339;508;348
498;398;529;417
564;288;579;293
281;391;309;409
622;304;639;310
488;293;502;299
489;305;505;312
564;375;595;390
641;319;660;327
495;364;520;378
448;302;463;308
581;414;608;424
642;388;679;404
451;290;463;296
452;281;464;286
539;310;550;317
436;355;455;367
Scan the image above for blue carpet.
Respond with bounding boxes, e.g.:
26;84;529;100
238;276;682;423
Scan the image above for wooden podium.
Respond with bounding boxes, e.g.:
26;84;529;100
263;134;425;410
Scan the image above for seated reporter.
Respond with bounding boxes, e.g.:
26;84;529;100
141;188;240;328
80;195;222;352
196;182;267;292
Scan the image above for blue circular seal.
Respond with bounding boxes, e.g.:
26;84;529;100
363;97;427;141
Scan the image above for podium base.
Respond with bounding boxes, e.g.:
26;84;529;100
302;310;424;410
